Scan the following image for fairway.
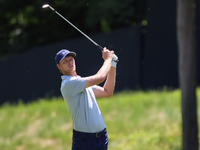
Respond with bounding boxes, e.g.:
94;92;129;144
0;89;200;150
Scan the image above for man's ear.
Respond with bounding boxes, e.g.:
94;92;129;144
57;64;63;74
57;64;61;70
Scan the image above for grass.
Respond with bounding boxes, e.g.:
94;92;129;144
0;89;200;150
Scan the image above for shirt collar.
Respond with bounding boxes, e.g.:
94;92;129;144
61;75;81;80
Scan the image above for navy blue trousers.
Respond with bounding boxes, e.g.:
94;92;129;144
72;128;108;150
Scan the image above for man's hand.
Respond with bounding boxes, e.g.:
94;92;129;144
102;47;119;68
102;47;114;61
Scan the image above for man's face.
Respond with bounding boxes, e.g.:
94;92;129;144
57;55;76;75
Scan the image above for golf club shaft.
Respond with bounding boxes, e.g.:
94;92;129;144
47;5;103;51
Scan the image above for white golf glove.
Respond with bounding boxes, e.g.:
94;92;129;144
111;54;119;68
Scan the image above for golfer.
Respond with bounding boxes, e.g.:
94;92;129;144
55;47;118;150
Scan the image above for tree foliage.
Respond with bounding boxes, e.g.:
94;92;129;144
0;0;147;58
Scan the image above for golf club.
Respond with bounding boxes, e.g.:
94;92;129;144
42;4;118;61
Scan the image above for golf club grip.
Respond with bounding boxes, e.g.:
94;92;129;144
97;45;103;51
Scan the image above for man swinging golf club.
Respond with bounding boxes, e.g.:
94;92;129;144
55;47;118;150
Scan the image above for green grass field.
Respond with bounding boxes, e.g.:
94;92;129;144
0;89;200;150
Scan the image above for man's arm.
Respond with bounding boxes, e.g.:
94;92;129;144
84;47;113;89
93;66;116;97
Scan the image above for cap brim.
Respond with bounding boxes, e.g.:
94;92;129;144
67;52;76;58
59;52;76;63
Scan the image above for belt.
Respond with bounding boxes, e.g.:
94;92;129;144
73;128;107;138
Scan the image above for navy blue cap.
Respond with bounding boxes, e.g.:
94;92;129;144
55;49;76;64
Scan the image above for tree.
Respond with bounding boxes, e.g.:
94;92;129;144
177;0;199;149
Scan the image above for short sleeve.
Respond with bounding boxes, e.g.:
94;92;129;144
91;85;98;91
62;76;86;95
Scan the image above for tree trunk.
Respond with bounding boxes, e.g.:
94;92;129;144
177;0;198;149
